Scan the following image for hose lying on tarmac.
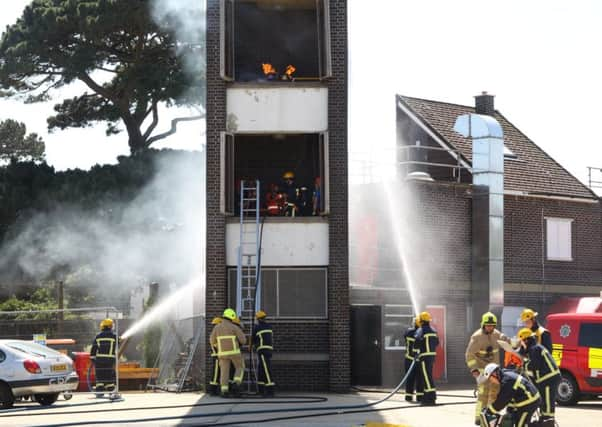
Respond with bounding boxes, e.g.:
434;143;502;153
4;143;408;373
3;360;472;426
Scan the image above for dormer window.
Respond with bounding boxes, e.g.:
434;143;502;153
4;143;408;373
220;0;332;82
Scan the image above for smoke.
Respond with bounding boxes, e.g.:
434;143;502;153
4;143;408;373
0;150;205;312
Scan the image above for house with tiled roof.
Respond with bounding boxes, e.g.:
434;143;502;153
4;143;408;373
349;92;601;386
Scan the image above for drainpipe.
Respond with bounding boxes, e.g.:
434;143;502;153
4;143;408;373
454;113;504;329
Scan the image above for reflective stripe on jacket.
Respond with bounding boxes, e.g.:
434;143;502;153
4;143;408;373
465;328;510;371
404;327;417;360
91;330;117;359
210;318;247;357
488;370;540;414
525;344;560;383
252;321;273;352
414;324;439;358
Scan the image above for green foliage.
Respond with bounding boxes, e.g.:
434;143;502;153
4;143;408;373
0;285;58;320
0;119;45;162
0;0;205;152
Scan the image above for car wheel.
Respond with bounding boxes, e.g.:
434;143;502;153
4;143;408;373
0;382;14;409
34;393;59;406
557;372;579;406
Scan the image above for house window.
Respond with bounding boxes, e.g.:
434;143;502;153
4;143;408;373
383;305;414;351
220;132;329;216
220;0;332;82
228;267;327;319
546;217;573;261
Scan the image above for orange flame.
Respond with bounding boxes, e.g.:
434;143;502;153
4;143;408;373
262;63;277;75
285;64;296;77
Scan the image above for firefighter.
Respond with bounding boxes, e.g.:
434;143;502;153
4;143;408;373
281;171;298;216
90;318;118;394
266;183;285;216
403;315;420;402
465;311;511;426
520;308;553;353
209;308;247;397
252;310;275;397
479;363;541;427
208;317;222;396
518;328;560;425
414;311;438;406
312;176;321;216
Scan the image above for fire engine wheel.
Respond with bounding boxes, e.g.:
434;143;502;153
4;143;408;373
0;382;14;409
557;372;579;406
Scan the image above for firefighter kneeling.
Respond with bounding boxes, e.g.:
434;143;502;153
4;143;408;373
253;310;275;396
479;363;541;427
210;308;247;397
90;318;117;394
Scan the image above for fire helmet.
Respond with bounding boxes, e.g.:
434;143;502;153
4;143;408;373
211;317;222;325
283;171;295;180
483;363;500;380
517;327;535;341
418;311;432;323
481;312;497;327
256;310;267;319
414;315;420;328
520;308;538;322
100;318;113;330
232;317;241;325
223;308;237;321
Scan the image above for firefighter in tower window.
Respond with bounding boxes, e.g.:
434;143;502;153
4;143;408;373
520;309;553;353
210;308;247;397
90;318;118;395
517;328;560;425
252;310;275;397
465;312;511;426
312;176;321;216
479;363;541;427
414;311;438;406
281;171;299;217
266;183;285;216
403;315;420;402
208;317;223;396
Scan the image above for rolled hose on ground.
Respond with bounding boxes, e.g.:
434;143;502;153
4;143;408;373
20;359;472;427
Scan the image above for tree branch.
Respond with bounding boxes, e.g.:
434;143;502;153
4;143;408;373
142;102;159;140
145;113;205;146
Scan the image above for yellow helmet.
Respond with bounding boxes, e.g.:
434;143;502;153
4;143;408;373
419;311;432;323
211;317;222;325
223;308;237;321
414;315;420;328
481;312;497;327
520;308;538;322
518;327;535;341
100;318;113;330
232;317;241;325
283;171;295;180
256;310;267;319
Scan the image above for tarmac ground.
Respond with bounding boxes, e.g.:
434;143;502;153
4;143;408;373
0;388;599;427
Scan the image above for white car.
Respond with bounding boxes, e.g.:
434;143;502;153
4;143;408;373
0;340;79;408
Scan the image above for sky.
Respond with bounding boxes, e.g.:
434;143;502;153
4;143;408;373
1;1;601;194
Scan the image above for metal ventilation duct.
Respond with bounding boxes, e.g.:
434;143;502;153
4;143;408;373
454;113;504;326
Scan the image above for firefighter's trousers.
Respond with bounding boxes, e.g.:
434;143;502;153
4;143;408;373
208;355;220;395
476;376;500;421
257;351;275;395
404;358;418;400
218;353;244;394
95;358;116;392
509;401;539;427
535;375;560;418
416;356;436;403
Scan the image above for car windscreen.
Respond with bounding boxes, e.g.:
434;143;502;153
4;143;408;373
5;341;62;358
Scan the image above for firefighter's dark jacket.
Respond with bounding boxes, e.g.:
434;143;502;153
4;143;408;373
488;370;540;414
252;320;273;353
403;327;417;360
531;322;553;353
414;324;439;357
91;329;117;359
525;343;560;384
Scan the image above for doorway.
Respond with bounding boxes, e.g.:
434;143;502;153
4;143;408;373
351;305;382;385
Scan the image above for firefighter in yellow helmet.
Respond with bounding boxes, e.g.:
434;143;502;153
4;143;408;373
520;308;552;353
209;308;247;397
465;312;511;426
517;328;560;423
414;311;439;406
403;315;420;402
90;318;117;395
281;171;299;216
208;317;223;396
252;310;275;396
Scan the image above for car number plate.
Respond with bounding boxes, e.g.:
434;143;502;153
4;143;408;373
51;364;67;372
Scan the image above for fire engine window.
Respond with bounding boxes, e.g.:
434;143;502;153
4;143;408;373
221;0;331;81
578;323;602;348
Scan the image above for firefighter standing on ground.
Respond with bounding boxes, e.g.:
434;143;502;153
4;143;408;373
208;317;222;396
521;308;553;353
403;315;420;402
518;327;560;425
479;363;541;427
90;318;118;393
465;311;511;425
252;310;275;396
414;311;439;406
209;308;247;397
